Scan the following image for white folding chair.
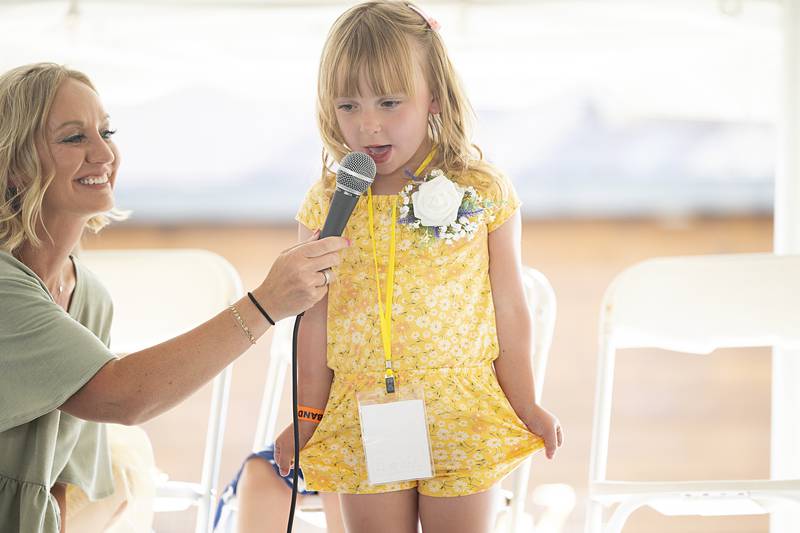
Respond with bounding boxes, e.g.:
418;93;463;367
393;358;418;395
82;249;244;533
218;266;556;533
585;253;800;533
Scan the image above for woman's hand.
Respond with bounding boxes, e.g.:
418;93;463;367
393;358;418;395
521;404;563;460
273;422;317;477
253;231;349;322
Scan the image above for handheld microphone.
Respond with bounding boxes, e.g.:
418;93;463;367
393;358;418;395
320;152;377;238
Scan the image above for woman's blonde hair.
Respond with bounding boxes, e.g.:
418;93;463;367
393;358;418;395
0;62;126;254
317;1;504;191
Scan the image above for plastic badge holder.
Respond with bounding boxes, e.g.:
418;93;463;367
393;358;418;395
357;387;435;486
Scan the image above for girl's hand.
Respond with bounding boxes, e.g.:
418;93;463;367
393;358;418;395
521;404;564;460
273;422;317;476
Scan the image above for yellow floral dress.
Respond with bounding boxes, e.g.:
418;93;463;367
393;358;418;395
295;169;544;497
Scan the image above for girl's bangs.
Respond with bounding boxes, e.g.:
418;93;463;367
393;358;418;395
331;28;417;99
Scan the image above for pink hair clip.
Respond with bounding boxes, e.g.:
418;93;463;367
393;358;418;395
407;3;441;32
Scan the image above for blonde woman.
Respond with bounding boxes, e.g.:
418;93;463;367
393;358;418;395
0;62;349;533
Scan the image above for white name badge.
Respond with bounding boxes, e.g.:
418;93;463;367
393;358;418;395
357;389;434;486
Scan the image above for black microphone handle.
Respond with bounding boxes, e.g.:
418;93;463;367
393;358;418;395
320;189;360;238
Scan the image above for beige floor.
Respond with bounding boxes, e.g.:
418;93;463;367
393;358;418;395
83;216;774;533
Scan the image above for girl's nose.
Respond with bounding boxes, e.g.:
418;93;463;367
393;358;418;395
359;112;381;134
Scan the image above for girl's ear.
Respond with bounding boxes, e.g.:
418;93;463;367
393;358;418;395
429;95;441;115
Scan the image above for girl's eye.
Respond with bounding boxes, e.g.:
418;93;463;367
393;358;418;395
336;103;355;112
382;100;401;109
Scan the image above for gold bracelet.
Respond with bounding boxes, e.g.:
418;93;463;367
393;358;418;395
229;304;256;345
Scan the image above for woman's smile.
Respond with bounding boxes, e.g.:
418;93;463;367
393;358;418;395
75;174;110;187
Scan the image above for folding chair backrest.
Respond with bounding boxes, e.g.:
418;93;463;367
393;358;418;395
523;267;557;401
602;253;800;353
587;253;800;533
81;249;243;352
81;249;243;533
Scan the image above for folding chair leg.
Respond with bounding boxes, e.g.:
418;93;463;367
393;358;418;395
509;457;532;533
584;500;604;533
603;497;650;533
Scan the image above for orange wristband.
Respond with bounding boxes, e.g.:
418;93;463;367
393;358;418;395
298;405;324;424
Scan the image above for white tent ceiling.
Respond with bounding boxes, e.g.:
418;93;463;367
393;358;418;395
0;0;783;219
0;0;781;118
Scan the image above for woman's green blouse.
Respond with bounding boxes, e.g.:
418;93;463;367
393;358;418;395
0;252;116;533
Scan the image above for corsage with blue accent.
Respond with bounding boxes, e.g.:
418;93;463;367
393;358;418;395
398;168;495;245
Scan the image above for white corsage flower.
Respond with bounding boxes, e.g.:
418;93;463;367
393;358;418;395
410;174;464;227
398;167;496;247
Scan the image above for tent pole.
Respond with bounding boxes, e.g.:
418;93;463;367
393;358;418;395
772;2;800;532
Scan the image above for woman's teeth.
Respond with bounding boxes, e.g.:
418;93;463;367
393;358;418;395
78;176;109;185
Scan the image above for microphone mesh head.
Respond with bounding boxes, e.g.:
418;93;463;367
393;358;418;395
336;152;376;195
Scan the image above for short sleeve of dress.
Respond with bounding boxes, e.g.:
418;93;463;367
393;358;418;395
295;179;333;231
0;266;116;433
482;170;521;233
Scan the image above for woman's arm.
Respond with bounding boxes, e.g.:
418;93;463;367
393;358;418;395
60;234;347;425
274;223;334;475
489;211;562;459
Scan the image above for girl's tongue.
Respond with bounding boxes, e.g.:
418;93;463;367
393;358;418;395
366;145;392;164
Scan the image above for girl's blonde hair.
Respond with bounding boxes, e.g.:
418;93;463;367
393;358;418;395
0;62;126;254
317;1;504;192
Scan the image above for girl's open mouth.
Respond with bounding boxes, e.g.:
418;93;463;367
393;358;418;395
365;145;392;163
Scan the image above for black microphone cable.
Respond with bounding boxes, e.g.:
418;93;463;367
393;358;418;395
287;312;303;533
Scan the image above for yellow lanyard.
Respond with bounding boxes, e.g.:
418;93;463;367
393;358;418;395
367;147;437;393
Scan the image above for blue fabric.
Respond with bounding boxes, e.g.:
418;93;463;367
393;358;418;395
213;445;316;529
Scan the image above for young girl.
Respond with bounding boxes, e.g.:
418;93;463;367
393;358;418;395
275;2;563;531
